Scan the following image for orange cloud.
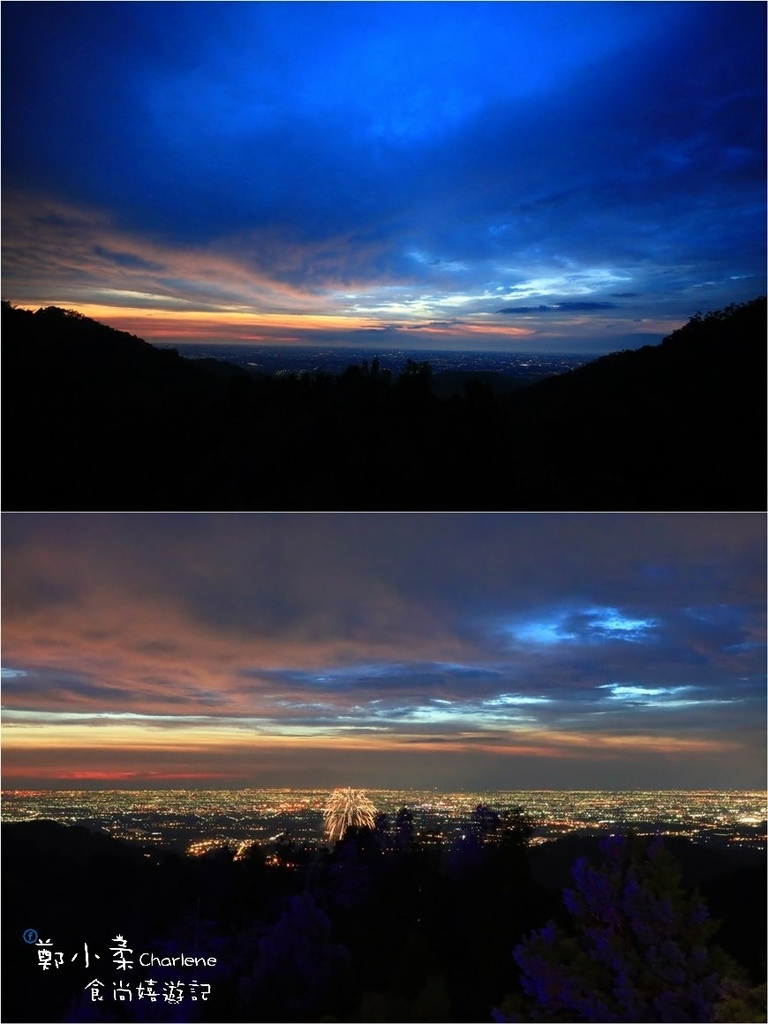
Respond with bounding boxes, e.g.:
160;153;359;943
53;305;386;340
2;714;742;761
1;724;746;791
2;191;542;344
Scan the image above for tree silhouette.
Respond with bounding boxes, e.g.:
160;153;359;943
471;803;502;841
394;806;416;850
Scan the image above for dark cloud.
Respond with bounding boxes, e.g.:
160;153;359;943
2;669;144;709
497;303;618;314
91;246;164;272
251;662;504;695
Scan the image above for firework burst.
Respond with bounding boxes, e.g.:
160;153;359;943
323;787;377;842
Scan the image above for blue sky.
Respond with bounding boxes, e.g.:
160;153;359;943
3;2;765;352
2;513;764;789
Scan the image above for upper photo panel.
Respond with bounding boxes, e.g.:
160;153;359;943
3;2;765;511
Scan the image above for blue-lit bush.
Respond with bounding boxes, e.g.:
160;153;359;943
507;834;724;1023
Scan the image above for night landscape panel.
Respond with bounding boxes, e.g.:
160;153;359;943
2;513;766;1021
2;1;767;1020
2;2;766;510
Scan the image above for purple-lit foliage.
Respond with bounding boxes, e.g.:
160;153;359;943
240;892;347;1020
511;834;723;1022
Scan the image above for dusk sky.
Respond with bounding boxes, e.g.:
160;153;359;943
3;2;765;353
2;514;765;790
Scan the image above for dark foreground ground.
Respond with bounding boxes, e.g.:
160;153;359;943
3;817;765;1023
3;297;765;510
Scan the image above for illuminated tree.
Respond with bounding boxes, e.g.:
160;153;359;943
240;892;347;1020
504;834;724;1023
323;787;377;843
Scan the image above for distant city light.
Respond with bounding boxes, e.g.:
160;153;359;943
2;789;765;856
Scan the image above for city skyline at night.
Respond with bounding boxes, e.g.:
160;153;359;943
4;788;765;855
2;514;764;791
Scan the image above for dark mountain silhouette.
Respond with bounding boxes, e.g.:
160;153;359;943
528;831;766;892
3;297;764;509
507;298;766;509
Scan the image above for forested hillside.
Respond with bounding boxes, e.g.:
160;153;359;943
3;298;764;510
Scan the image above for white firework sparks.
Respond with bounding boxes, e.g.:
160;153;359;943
323;787;377;842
